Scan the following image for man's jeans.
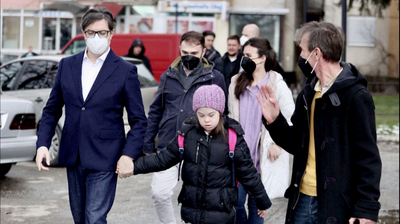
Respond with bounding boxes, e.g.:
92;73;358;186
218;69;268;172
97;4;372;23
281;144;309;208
151;165;179;224
235;183;264;224
66;159;117;224
293;193;318;224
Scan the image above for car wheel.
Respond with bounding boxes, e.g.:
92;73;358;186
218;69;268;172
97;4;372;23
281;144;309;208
0;164;12;177
49;125;62;166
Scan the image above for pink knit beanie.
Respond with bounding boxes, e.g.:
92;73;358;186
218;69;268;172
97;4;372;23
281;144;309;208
192;84;225;114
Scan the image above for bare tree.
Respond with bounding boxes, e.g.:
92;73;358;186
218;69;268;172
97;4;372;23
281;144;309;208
336;0;391;17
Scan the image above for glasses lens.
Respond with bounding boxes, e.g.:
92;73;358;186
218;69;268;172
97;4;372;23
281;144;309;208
84;30;109;38
85;30;95;37
98;31;109;37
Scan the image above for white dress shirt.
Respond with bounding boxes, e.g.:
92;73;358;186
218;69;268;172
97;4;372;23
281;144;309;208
81;47;110;101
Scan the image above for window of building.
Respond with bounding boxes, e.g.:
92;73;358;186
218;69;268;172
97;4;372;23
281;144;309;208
347;16;376;47
2;16;20;49
42;18;57;51
229;14;282;60
23;17;40;50
165;13;215;34
60;18;73;49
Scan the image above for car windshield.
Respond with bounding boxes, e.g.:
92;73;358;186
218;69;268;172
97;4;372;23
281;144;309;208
122;58;158;87
62;39;86;55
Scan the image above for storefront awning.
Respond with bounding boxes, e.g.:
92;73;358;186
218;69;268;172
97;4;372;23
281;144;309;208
43;1;89;15
94;2;124;18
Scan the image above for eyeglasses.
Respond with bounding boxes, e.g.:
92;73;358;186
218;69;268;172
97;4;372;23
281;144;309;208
84;30;110;38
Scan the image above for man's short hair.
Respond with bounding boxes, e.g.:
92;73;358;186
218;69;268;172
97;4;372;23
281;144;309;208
295;21;344;63
227;35;240;44
81;7;114;31
181;31;205;49
202;30;216;38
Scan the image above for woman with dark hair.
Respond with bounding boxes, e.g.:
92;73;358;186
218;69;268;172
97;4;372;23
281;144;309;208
228;37;295;224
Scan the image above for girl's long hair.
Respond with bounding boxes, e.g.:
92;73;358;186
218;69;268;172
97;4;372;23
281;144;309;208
234;37;276;99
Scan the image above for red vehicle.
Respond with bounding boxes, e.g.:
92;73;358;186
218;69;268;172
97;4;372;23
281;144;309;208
61;33;181;82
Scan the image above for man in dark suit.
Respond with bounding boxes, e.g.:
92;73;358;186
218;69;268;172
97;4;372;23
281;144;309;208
35;7;147;223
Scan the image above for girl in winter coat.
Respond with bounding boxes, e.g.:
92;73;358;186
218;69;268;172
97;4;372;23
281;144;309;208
228;37;295;224
132;84;271;224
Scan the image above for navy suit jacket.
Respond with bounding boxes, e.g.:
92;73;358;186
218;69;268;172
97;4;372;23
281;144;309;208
37;50;147;171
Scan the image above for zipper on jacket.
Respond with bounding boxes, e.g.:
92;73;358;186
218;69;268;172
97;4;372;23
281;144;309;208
303;95;310;130
196;143;200;163
292;170;306;211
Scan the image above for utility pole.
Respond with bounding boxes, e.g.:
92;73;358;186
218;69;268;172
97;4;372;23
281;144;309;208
342;0;347;61
175;3;178;33
303;0;308;24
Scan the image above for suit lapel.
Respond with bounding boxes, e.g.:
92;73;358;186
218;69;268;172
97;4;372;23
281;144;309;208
84;50;119;104
71;52;84;104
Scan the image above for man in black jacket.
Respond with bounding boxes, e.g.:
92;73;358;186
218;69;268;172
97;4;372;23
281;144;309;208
125;38;153;74
203;30;221;62
142;31;226;224
257;21;381;224
214;35;243;89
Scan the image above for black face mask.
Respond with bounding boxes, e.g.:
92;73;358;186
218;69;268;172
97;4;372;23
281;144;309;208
241;57;256;78
298;55;316;78
181;55;200;70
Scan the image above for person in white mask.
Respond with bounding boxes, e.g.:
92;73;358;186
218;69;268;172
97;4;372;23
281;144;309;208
35;7;147;223
240;24;260;46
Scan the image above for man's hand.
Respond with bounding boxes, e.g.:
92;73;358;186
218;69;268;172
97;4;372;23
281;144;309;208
267;144;282;162
116;155;134;178
257;209;267;218
256;85;280;124
35;147;50;171
349;217;375;224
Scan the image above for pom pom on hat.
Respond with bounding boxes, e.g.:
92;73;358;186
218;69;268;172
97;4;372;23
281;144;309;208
192;85;225;114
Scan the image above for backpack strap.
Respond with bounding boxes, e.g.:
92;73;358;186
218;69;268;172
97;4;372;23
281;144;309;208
177;134;185;181
228;128;237;187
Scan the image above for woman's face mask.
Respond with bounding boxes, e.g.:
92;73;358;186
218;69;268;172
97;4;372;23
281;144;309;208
240;56;257;77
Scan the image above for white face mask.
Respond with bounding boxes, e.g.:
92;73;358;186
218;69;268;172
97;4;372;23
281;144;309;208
240;35;249;46
86;34;109;55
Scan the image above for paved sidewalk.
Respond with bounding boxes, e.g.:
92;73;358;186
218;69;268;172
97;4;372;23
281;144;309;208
0;140;398;223
110;139;399;223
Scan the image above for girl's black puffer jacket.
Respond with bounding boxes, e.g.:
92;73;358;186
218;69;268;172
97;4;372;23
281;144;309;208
134;115;271;224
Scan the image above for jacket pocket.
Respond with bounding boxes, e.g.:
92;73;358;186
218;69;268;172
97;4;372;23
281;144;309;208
220;188;233;212
99;129;125;139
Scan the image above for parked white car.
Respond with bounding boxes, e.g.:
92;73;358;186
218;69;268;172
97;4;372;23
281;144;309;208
0;92;37;176
0;55;157;166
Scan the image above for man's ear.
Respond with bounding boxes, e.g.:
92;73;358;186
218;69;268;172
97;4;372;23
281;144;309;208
81;29;86;40
315;47;322;60
201;47;206;57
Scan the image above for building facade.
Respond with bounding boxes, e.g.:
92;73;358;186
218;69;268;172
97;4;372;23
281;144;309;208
1;0;398;83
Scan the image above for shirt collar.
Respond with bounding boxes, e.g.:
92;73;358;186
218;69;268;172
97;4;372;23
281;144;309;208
83;47;110;62
315;68;343;94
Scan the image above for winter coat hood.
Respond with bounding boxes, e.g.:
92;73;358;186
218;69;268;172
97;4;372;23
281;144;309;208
309;62;368;94
127;39;146;57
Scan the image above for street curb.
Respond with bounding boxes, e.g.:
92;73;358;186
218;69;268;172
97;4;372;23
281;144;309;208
377;135;399;143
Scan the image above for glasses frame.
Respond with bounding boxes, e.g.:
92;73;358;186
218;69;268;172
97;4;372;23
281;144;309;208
83;30;111;38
